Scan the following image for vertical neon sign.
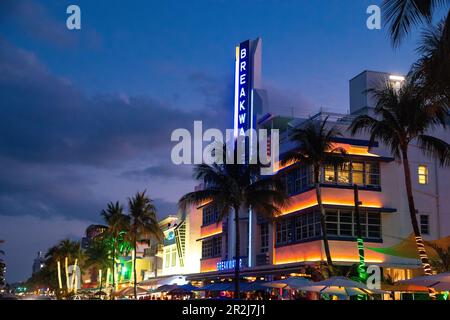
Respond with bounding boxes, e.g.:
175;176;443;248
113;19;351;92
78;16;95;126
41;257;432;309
234;40;251;139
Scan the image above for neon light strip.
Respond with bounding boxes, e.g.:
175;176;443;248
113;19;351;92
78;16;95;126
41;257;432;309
233;45;239;139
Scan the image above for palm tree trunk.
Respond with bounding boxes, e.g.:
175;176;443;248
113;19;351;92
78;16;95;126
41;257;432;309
401;149;433;275
234;205;240;299
315;167;333;267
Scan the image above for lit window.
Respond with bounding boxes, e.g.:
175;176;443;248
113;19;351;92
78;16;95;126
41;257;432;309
351;162;364;185
418;165;428;185
324;165;335;183
337;163;351;184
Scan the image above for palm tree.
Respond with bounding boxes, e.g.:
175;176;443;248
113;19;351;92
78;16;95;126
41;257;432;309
349;79;450;276
429;244;450;272
382;0;450;46
101;201;130;294
411;11;450;103
128;191;163;299
281;118;346;267
84;239;110;294
179;154;289;298
45;239;83;294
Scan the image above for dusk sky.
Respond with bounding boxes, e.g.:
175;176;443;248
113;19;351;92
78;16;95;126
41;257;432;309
0;0;434;283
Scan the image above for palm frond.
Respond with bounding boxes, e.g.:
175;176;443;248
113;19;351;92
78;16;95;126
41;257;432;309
417;134;450;165
382;0;448;46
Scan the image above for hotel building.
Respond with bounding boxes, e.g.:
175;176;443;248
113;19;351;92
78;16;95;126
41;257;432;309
143;39;450;285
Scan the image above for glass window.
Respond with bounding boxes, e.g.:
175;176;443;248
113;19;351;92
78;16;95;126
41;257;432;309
325;209;381;240
420;215;430;235
203;205;219;226
365;162;380;186
337;162;351;184
171;248;177;267
202;236;222;259
325;210;338;236
418;165;428;185
276;219;291;245
352;162;364;185
260;223;269;253
324;165;336;183
164;249;170;268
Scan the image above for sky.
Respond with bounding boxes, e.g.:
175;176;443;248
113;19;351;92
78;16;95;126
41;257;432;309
0;0;436;283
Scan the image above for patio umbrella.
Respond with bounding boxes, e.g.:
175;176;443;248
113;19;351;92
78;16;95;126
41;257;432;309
114;286;148;297
263;277;312;290
154;284;179;293
240;281;271;292
296;276;375;296
399;272;450;291
167;284;199;294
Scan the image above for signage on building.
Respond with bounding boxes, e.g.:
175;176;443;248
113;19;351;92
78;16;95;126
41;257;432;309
216;258;245;271
234;40;252;138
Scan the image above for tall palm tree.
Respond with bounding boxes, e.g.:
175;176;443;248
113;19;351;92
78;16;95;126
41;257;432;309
45;239;83;294
382;0;450;46
101;201;130;294
411;11;450;102
179;154;289;298
128;191;163;299
84;239;110;293
349;79;449;276
282;118;346;267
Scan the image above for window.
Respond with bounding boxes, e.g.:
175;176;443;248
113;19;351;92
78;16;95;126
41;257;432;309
164;250;170;268
325;209;381;240
337;162;351;184
365;162;380;186
171;248;177;267
294;211;321;241
351;162;364;185
276;219;292;245
203;205;218;226
164;247;177;268
202;236;222;259
260;223;269;253
420;215;430;235
418;165;428;185
324;165;335;183
284;165;312;195
323;161;380;187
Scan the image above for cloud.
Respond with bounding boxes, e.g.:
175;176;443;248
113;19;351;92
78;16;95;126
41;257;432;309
123;163;193;181
0;38;230;168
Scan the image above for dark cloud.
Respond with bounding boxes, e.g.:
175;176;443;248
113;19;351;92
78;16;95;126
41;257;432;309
153;199;179;220
0;38;232;223
122;163;193;180
0;38;230;168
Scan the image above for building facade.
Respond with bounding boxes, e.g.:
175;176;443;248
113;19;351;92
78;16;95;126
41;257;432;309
142;40;450;285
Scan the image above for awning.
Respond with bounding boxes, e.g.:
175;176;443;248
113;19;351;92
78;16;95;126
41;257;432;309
367;234;450;259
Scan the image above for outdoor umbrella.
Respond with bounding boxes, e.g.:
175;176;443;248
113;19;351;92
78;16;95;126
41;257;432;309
240;281;271;292
167;284;199;294
114;286;148;297
154;284;179;293
399;272;450;291
263;277;312;290
296;276;375;297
